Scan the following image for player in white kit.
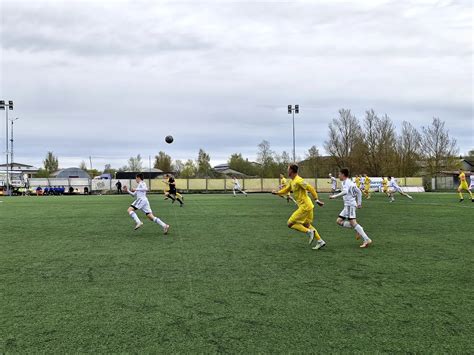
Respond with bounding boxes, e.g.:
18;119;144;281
470;174;474;193
124;173;170;233
387;176;413;202
330;168;372;248
328;173;338;193
232;176;248;197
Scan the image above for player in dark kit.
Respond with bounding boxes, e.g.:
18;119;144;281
164;174;184;207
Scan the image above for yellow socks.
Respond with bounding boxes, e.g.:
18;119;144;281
290;224;309;233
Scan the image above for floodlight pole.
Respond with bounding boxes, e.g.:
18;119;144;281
0;100;14;195
288;105;299;163
10;118;19;174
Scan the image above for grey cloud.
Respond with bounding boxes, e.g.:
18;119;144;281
1;0;473;168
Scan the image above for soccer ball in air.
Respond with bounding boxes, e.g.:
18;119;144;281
165;135;174;144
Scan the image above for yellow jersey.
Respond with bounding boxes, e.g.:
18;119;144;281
280;177;288;186
355;176;361;188
278;175;318;210
459;172;466;182
382;178;388;188
364;176;371;189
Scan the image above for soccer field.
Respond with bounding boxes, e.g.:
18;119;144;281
1;193;472;353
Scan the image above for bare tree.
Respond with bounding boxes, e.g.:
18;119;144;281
362;110;397;176
303;145;320;177
127;154;143;172
79;161;88;171
421;117;459;175
257;140;276;177
154;151;172;172
396;121;422;176
324;109;364;171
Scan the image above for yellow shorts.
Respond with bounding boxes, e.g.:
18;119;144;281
459;182;469;190
288;207;314;225
383;187;388;193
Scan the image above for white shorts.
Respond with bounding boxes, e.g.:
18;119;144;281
131;197;152;215
339;205;357;220
233;185;242;191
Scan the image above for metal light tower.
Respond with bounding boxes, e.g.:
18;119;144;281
10;117;20;174
0;100;14;195
287;104;299;163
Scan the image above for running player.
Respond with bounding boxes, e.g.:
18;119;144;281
279;173;296;204
164;174;184;206
330;168;372;248
381;176;389;196
272;164;326;250
329;173;338;193
163;174;184;202
124;173;170;233
363;174;371;199
457;170;473;202
387;176;413;202
355;175;361;189
232;176;248;197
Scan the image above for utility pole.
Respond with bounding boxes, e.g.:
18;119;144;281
0;100;14;195
287;104;299;163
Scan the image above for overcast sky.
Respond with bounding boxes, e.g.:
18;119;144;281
0;0;472;169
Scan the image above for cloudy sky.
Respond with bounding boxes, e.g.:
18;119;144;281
0;0;472;169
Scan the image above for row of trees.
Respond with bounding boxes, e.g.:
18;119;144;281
33;110;468;178
324;109;460;176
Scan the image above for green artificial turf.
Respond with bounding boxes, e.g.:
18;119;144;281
1;193;473;353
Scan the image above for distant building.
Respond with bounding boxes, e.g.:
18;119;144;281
213;164;249;177
0;162;39;178
116;168;164;180
52;167;91;179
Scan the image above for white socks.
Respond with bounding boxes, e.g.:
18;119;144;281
153;217;166;228
354;224;369;241
129;211;141;224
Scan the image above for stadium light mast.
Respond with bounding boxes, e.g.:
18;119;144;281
10;117;20;174
0;100;14;195
287;104;299;163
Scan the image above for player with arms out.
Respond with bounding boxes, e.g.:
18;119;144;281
232;176;248;197
272;164;326;250
279;173;296;204
164;174;184;206
457;170;473;202
124;173;170;233
330;168;372;248
163;174;184;204
328;173;338;193
387;176;413;202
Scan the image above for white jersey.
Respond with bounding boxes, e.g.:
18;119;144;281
470;176;474;188
330;176;337;189
129;181;152;214
233;179;241;188
129;181;148;200
335;179;362;207
389;178;399;189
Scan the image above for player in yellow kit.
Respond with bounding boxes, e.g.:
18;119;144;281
457;170;473;202
355;175;361;189
279;174;297;205
382;176;389;196
272;164;326;250
363;174;371;199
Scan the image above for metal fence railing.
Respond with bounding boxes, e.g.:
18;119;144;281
23;177;425;194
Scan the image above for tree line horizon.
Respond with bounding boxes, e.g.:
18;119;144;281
36;109;471;179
